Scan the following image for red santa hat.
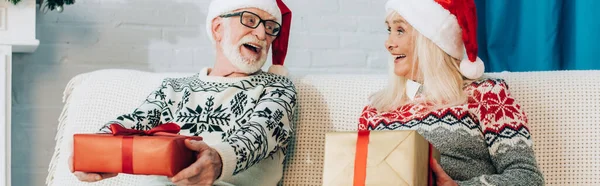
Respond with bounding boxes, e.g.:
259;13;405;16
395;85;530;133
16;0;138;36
385;0;484;79
206;0;292;76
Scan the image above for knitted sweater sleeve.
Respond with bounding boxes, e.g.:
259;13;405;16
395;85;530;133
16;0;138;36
212;77;297;180
457;79;544;186
98;78;176;133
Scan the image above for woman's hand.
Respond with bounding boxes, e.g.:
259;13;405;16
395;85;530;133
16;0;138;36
169;139;223;186
69;154;118;182
430;158;458;186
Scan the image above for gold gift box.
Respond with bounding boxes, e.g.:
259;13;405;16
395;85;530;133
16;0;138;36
323;130;440;186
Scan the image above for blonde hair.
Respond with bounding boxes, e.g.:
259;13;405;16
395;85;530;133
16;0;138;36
369;12;467;112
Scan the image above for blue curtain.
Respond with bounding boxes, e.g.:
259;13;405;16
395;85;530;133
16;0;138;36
474;0;600;72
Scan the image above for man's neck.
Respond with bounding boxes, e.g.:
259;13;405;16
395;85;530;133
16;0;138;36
208;68;249;77
210;55;249;77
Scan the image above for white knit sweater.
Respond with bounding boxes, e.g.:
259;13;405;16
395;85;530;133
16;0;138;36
99;67;298;186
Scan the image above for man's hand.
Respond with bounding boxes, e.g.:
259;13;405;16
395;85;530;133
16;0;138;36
169;139;223;186
69;154;118;182
430;158;459;186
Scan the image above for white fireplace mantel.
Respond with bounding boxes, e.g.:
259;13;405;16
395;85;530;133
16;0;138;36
0;0;40;186
0;0;39;53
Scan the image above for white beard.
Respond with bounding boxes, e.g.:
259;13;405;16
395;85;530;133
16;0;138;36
220;23;268;74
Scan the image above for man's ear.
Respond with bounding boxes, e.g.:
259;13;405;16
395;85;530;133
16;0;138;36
212;18;224;42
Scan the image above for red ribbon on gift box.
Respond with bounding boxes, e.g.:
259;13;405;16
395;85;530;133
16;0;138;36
353;129;436;186
108;123;194;174
353;130;370;186
109;123;181;136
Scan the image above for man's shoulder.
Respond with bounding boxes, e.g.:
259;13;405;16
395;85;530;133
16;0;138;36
159;74;201;87
254;72;296;87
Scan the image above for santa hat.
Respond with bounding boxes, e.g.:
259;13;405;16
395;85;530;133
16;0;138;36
206;0;292;76
385;0;485;79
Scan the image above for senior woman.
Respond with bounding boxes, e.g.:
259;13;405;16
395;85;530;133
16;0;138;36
358;0;545;185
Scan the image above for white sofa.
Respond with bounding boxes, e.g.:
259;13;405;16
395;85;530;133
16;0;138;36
46;69;600;186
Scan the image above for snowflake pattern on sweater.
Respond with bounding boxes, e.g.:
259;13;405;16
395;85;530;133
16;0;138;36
99;68;297;184
359;78;544;185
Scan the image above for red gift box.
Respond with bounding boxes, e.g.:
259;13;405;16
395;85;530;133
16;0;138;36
72;123;202;177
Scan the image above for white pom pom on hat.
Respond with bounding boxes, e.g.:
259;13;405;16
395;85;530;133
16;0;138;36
460;56;485;79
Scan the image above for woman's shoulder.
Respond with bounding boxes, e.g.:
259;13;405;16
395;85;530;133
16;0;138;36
465;77;510;90
464;77;512;96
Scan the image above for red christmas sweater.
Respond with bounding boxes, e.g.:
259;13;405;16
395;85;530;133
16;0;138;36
359;78;544;185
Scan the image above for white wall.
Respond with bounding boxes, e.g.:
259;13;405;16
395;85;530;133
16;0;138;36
11;0;388;185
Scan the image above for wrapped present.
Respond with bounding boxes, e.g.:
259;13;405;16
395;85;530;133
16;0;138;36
72;123;203;177
323;130;440;186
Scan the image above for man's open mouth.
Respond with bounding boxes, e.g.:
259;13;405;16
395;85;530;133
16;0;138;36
242;43;262;54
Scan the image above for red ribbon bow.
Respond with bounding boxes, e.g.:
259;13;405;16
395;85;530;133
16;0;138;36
109;123;181;136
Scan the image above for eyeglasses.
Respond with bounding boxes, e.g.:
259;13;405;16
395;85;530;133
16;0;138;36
219;11;281;36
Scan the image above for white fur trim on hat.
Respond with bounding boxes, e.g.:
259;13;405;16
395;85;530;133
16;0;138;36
385;0;464;59
267;64;288;76
460;57;485;79
206;0;282;43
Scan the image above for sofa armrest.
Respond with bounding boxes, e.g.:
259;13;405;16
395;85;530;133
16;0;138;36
46;72;91;186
